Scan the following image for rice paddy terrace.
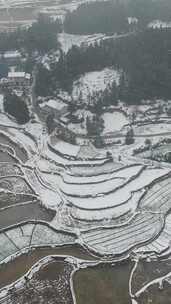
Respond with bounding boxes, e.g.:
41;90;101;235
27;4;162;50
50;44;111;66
1;112;171;303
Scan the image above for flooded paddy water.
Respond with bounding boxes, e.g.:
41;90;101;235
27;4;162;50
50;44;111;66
0;245;96;288
73;262;133;304
0;192;35;209
132;258;171;294
0;202;55;230
138;281;171;304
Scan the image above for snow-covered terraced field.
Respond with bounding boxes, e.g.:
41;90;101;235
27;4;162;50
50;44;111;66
67;159;123;176
37;156;169;225
64;167;168;210
134;213;171;256
60;165;144;197
0;222;75;263
69;190;144;221
137;143;171;161
45;140;108;167
81;212;164;256
24;167;62;209
139;176;171;213
1;112;171;261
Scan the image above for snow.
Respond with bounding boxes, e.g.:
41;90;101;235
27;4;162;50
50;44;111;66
148;20;171;29
60;165;143;197
6;227;30;249
58;31;128;54
135;123;171;136
63;165;127;184
40;189;61;209
8;72;30;79
102;111;128;133
25;122;43;141
37;158;62;174
22;223;35;236
135;213;171;256
0;234;17;259
0;94;4;112
66;167;169;210
3;50;21;59
68;122;87;135
68;160;123;177
67;110;94;136
58;33;106;53
0;223;76;263
39;99;67;111
24;168;62;209
44;146;108;166
139;176;171;212
51;140;80;158
128;17;138;25
0;112;19;127
72;68;120;104
81;211;163;255
7;128;37;154
63;177;123;197
71;190;144;221
31;224;75;246
1;67;171;261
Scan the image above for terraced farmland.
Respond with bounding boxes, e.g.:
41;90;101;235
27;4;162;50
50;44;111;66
81;212;164;256
0;223;75;264
1;112;171;303
0;124;171;260
140;176;171;213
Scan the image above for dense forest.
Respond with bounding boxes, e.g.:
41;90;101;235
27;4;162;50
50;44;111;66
64;0;171;35
36;28;171;106
64;1;129;34
4;92;30;124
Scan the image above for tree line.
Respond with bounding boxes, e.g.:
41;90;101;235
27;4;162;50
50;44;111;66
36;28;171;107
64;0;171;35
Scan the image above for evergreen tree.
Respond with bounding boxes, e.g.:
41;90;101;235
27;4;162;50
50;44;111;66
125;128;134;145
46;113;55;134
4;92;30;124
86;115;104;136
